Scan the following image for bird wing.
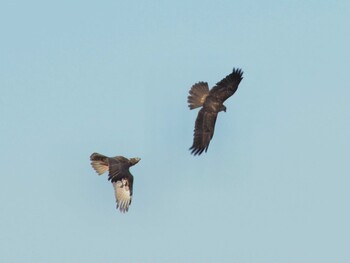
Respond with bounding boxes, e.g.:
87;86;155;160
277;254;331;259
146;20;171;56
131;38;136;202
209;68;243;102
107;156;130;182
112;174;133;213
190;108;218;155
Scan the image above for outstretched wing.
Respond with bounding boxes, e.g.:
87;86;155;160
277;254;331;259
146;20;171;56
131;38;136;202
210;68;243;102
112;175;133;213
190;108;218;155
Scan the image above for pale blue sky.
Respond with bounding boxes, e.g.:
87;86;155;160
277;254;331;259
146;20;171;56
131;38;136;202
1;1;349;262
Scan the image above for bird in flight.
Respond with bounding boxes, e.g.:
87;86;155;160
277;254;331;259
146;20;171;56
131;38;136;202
90;152;141;213
188;68;244;155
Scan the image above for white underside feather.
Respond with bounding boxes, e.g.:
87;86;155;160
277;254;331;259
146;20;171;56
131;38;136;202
113;180;131;213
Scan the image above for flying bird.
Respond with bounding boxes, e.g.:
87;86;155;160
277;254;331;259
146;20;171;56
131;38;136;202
188;68;244;155
90;152;140;213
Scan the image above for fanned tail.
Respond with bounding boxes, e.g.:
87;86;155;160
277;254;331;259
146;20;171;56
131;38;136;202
90;152;109;175
187;82;209;109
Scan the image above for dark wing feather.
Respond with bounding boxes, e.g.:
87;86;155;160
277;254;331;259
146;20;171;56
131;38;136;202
209;68;243;102
107;157;130;182
190;108;218;155
128;174;134;197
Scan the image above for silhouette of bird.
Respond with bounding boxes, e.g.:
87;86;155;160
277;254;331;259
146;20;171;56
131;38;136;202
90;152;140;213
188;68;243;155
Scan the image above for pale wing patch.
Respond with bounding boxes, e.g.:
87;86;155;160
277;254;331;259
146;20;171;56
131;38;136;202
112;180;132;213
200;94;208;104
91;160;108;175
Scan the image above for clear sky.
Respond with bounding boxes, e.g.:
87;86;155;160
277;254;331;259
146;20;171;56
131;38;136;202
1;0;349;262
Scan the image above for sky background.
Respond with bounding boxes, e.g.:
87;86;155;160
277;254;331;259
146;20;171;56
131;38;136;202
1;0;349;262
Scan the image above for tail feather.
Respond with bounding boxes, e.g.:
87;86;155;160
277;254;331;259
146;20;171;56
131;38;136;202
90;152;108;162
90;153;109;175
187;82;209;109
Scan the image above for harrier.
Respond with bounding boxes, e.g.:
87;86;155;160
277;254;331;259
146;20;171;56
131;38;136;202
188;68;243;155
90;153;140;213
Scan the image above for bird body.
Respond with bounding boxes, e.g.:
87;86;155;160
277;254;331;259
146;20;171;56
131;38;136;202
202;95;227;113
90;153;140;213
188;68;243;155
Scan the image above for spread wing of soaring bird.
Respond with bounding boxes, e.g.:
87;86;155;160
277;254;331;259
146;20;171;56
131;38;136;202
90;152;140;213
187;68;243;155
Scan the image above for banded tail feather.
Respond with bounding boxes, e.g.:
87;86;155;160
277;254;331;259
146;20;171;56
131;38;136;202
187;82;209;109
90;152;109;175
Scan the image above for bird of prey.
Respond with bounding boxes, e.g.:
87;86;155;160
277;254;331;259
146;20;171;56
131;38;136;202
90;152;141;213
187;68;244;155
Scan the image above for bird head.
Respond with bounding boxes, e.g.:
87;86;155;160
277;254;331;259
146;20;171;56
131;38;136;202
129;157;141;166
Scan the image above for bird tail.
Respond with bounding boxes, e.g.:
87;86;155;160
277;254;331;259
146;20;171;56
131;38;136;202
187;82;209;109
90;153;109;175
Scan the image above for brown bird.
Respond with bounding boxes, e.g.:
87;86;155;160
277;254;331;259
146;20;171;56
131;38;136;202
188;68;243;155
90;152;140;213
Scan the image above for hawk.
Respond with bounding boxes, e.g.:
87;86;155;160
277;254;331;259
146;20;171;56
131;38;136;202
90;152;140;213
188;68;244;155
